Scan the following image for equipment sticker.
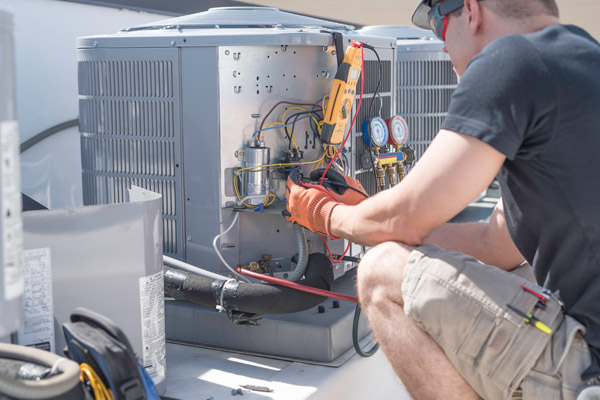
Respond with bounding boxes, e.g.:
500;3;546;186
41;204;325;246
1;121;23;301
18;248;54;353
139;271;166;385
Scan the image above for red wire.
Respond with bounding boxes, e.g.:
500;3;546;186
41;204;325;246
235;266;358;303
323;237;351;265
320;43;365;186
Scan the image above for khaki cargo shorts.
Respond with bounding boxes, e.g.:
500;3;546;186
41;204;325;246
401;244;593;400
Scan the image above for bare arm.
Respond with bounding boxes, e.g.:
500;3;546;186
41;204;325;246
424;198;525;270
330;129;506;247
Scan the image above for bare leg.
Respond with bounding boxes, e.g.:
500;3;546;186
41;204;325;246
357;242;481;400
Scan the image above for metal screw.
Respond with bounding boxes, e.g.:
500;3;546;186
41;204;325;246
170;40;176;46
186;235;192;241
225;50;230;55
322;46;328;52
231;388;244;396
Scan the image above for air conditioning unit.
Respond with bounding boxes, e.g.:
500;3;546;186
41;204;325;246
78;7;396;361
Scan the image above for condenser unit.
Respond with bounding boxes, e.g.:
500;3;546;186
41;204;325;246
78;7;396;361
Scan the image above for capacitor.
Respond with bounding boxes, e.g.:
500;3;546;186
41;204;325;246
243;145;270;206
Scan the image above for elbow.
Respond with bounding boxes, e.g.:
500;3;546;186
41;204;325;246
388;214;428;247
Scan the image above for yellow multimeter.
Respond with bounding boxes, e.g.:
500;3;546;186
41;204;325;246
321;42;363;145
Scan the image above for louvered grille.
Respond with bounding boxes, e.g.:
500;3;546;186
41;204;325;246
397;58;457;163
79;99;174;137
80;59;178;255
358;60;392;94
81;137;176;177
354;95;392;134
78;60;173;97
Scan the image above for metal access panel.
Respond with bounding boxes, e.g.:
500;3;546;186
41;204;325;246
79;48;183;256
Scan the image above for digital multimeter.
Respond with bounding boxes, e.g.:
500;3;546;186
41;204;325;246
321;42;363;145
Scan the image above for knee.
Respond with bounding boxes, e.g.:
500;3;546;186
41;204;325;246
357;241;414;307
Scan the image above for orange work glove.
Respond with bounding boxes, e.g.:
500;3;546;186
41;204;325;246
309;168;368;205
283;173;339;238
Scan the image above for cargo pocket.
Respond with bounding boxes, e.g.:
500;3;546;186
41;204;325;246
522;370;561;400
461;289;564;398
458;307;497;362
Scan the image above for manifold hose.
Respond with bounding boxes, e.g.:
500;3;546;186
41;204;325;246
0;343;81;399
288;224;309;282
164;253;334;315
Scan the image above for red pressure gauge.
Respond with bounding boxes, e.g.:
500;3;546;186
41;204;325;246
386;116;409;146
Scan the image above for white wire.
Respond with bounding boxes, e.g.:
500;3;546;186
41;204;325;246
212;195;260;283
163;255;229;281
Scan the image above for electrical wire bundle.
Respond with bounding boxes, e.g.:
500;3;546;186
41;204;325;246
236;99;331;209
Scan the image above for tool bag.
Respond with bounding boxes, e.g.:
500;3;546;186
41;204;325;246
62;308;159;400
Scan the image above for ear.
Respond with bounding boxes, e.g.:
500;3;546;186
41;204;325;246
463;0;483;35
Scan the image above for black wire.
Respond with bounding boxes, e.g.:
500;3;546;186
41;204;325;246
20;118;79;153
365;47;383;119
285;110;324;150
352;303;379;357
362;46;384;193
326;181;369;199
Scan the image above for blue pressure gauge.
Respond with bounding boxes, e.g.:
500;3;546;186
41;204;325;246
369;117;389;147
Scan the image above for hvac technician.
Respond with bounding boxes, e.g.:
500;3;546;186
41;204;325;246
284;0;600;398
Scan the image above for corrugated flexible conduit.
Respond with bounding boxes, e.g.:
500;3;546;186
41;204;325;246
287;224;309;281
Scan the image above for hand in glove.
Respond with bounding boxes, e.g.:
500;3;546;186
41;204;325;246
282;171;340;238
308;168;368;206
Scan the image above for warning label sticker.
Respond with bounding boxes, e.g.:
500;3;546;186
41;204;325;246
18;248;54;353
139;271;166;385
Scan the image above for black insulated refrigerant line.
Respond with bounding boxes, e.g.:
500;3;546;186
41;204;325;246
164;253;334;315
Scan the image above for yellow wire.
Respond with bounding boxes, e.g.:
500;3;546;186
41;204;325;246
233;172;277;209
80;363;113;400
259;121;300;150
282;107;309;150
235;155;325;174
265;121;285;129
261;103;325;149
233;152;328;207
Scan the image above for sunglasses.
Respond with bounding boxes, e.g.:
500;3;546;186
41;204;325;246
428;0;466;41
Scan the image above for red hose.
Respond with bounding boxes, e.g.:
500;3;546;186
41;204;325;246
235;267;359;303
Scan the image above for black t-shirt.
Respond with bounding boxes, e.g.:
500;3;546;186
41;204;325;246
441;24;600;379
